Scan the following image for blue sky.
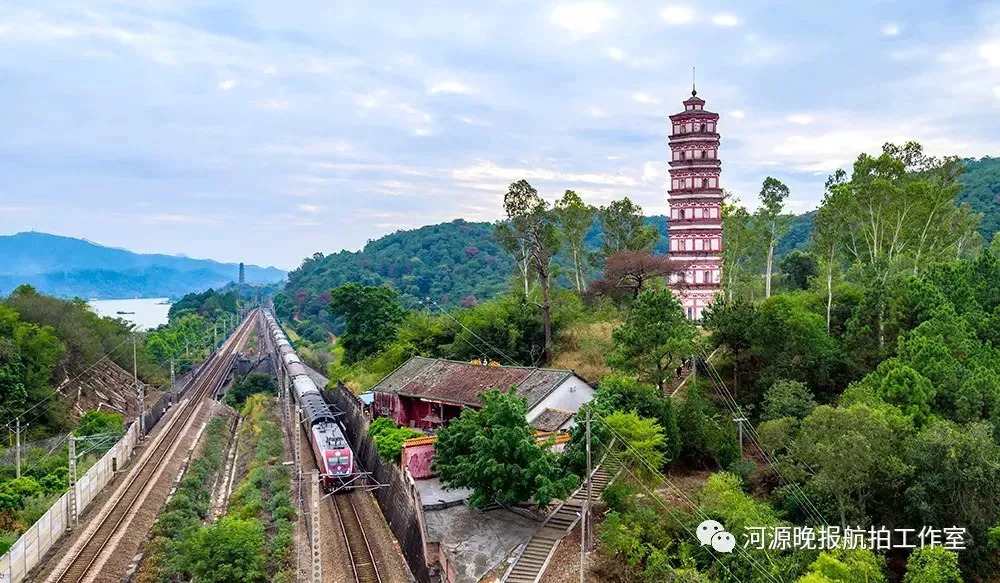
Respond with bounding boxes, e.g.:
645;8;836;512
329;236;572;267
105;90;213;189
2;1;999;269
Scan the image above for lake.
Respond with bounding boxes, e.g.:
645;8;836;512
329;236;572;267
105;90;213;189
88;298;171;330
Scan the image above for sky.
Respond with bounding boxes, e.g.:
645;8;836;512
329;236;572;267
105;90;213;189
2;1;999;270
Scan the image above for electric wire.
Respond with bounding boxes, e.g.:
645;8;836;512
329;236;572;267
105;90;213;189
589;412;784;583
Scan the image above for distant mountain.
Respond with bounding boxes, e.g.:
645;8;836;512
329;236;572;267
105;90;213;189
0;232;285;299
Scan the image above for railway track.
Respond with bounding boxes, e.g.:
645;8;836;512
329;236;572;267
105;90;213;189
46;310;259;583
333;493;382;583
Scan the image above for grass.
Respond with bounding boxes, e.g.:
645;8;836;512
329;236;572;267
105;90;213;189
227;394;295;581
552;320;619;381
136;416;232;583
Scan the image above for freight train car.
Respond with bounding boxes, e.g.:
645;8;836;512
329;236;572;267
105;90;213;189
264;310;354;490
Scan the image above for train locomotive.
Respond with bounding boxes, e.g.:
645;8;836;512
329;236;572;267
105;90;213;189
263;310;354;491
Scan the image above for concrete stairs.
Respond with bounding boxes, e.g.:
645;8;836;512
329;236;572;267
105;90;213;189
500;453;621;583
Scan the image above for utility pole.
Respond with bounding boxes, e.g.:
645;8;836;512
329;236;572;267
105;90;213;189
733;417;747;455
14;418;20;479
585;408;593;549
170;359;176;390
311;469;322;583
213;324;218;350
581;407;591;582
134;334;145;438
185;338;189;358
67;435;77;530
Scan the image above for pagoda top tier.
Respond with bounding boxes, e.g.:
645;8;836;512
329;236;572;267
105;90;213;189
670;90;718;121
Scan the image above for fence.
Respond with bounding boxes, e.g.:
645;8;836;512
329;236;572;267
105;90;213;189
0;420;140;582
326;385;432;583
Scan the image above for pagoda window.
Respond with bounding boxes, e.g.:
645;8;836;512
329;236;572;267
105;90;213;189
699;123;706;132
711;238;720;251
694;208;703;219
687;307;694;319
713;270;721;283
685;239;693;251
708;150;715;158
702;178;709;188
709;178;717;188
701;150;706;158
709;207;718;219
685;122;692;132
679;209;685;219
695;270;705;283
708;123;715;132
670;239;678;251
694;239;704;251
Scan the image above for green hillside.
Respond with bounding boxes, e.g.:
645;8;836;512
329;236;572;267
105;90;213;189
275;217;672;338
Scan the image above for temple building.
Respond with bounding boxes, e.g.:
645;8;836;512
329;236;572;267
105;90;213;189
667;86;724;319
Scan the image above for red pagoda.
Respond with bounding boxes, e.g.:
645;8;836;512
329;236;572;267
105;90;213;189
667;86;723;319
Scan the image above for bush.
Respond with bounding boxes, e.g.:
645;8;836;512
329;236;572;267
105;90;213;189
185;517;266;583
369;417;421;461
761;379;817;421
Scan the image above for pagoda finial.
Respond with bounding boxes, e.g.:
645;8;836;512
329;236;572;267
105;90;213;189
692;66;697;96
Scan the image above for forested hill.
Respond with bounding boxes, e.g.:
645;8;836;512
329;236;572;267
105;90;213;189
958;156;1000;238
276;217;671;337
0;232;286;299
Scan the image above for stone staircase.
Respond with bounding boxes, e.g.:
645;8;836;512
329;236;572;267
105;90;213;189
501;455;621;583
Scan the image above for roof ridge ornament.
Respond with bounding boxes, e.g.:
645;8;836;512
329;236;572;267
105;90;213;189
692;66;697;97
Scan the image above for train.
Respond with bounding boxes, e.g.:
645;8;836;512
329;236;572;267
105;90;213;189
263;309;354;491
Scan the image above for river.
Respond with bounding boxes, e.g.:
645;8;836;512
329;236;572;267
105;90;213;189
87;297;171;330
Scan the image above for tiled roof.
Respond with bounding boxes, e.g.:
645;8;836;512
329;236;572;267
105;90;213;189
530;408;575;432
372;356;575;410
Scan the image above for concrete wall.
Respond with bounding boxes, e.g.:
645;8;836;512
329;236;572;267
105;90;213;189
525;375;595;425
0;422;139;583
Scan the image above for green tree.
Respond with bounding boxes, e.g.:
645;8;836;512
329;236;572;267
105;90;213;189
903;546;961;583
814;171;849;331
184;517;266;583
757;177;791;298
328;283;404;363
224;373;277;407
606;289;697;392
498;180;561;362
782;403;912;527
74;411;125;438
597;197;659;260
432;388;578;508
876;363;935;426
761;379;817;421
720;202;762;301
554;190;597;292
603;411;665;481
780;250;818;291
904;421;1000;572
797;548;888;583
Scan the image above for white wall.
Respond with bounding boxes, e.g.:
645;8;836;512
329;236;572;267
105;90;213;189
525;375;595;423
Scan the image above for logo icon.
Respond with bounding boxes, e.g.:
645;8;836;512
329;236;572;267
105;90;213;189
697;520;736;553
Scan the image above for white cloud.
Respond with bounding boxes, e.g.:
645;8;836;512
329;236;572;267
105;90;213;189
642;161;659;181
550;2;615;35
414;128;432;136
428;80;476;95
217;79;237;90
632;92;658;104
297;204;323;214
456;115;492;127
981;43;1000;66
882;22;901;37
590;106;606;117
994;87;1000;99
607;47;624;61
787;114;813;125
255;99;291;110
712;13;741;27
660;5;694;25
729;110;746;119
262;66;278;75
452;160;637;188
398;103;432;124
356;89;387;109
